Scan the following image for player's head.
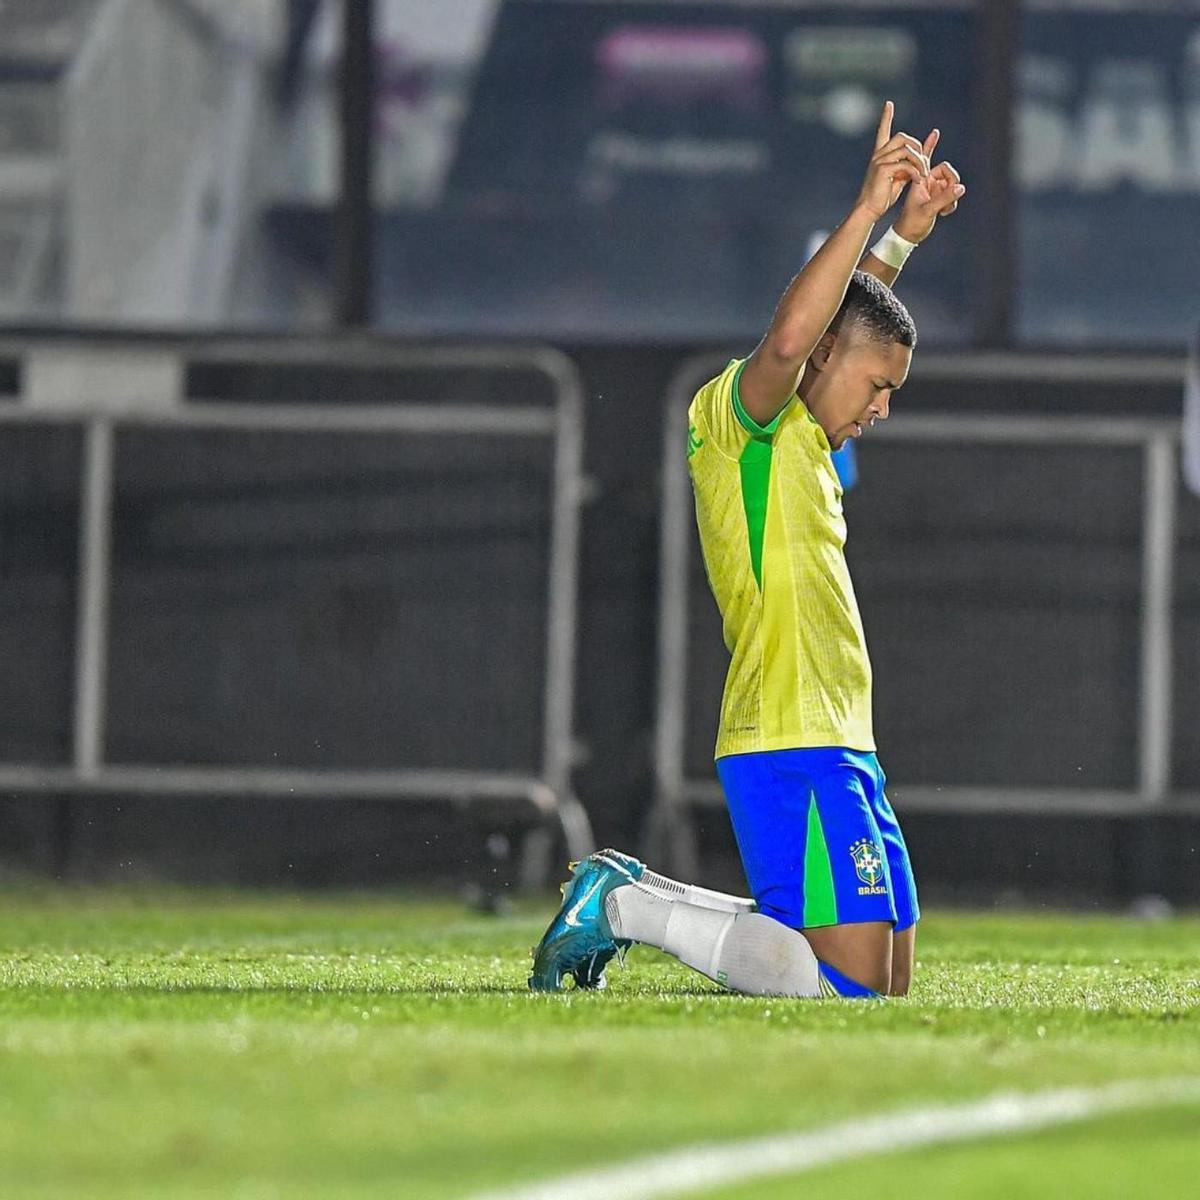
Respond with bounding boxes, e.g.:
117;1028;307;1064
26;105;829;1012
801;271;917;451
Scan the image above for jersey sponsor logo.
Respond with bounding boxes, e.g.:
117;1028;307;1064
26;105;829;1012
687;423;705;459
850;838;887;895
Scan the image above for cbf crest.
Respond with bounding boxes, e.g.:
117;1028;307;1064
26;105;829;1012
850;839;887;894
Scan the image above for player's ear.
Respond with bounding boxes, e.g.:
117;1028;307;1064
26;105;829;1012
810;332;836;371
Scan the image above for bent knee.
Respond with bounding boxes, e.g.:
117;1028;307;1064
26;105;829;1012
802;922;893;997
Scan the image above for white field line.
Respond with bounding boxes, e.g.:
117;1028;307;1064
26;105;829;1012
466;1078;1200;1200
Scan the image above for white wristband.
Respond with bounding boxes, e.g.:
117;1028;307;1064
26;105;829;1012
870;226;918;270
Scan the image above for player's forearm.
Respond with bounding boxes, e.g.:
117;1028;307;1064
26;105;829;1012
857;249;900;289
759;204;878;365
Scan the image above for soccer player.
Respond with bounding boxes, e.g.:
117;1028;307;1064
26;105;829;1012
531;102;966;999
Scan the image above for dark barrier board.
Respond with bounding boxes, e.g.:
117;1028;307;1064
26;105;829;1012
1017;6;1200;347
105;428;551;772
0;426;81;763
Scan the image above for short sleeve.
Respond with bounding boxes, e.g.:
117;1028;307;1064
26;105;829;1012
688;358;789;460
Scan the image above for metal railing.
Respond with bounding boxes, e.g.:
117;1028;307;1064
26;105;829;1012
0;342;595;883
647;352;1191;877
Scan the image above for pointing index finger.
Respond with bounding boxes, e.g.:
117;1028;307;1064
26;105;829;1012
923;128;940;158
875;100;894;150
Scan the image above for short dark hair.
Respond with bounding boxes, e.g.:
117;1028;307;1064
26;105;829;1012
830;270;917;350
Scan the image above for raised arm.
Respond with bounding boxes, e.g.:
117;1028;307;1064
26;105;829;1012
737;101;930;428
859;127;966;289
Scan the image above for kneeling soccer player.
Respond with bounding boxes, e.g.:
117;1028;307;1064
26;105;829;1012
530;101;966;999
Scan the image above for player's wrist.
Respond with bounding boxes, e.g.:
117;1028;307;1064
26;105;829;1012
869;225;919;269
890;221;927;247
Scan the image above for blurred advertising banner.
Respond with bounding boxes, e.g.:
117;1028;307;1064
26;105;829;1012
376;0;976;341
1017;5;1200;347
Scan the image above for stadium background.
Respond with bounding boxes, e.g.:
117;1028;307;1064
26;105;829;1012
0;0;1198;908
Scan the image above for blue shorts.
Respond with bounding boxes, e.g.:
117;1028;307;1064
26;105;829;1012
716;747;919;932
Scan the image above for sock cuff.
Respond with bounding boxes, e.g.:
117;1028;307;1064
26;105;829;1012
641;870;688;899
817;961;883;999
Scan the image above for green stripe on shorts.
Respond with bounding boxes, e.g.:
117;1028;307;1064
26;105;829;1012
803;792;838;928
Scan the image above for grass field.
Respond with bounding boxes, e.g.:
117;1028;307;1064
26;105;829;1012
1;884;1197;1199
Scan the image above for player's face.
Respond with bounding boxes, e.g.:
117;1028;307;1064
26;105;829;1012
807;334;912;451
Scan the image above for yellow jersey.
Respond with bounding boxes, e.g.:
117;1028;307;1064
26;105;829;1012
687;358;875;759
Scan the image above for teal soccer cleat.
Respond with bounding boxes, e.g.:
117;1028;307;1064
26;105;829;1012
568;848;648;990
529;849;644;992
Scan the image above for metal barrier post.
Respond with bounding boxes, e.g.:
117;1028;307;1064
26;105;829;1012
1139;434;1177;803
647;366;703;877
73;418;115;778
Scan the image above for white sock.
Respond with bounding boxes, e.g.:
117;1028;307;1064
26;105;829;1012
639;868;755;914
606;885;821;997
